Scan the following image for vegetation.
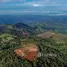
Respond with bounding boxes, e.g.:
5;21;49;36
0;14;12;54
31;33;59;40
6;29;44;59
0;23;67;67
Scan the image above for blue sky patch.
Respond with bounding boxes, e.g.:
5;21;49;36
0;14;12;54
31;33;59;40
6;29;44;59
0;0;67;15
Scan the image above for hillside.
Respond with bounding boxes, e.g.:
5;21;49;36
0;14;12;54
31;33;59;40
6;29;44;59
38;31;67;43
27;22;67;34
0;23;67;67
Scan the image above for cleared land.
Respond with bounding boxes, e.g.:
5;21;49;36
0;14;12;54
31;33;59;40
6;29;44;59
38;31;67;44
38;32;55;38
14;44;38;61
52;33;67;44
20;39;37;47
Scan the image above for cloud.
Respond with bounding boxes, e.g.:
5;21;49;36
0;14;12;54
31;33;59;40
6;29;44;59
0;0;26;2
0;0;10;2
0;0;67;15
32;4;44;7
0;10;43;15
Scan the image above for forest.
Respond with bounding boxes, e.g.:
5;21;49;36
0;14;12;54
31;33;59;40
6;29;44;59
0;22;67;67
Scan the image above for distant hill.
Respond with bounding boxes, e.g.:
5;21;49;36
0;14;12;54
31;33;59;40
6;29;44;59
0;15;67;25
28;22;67;34
0;15;67;34
0;24;8;33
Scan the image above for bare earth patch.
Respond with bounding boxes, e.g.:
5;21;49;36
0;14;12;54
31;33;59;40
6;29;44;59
38;32;55;38
14;45;38;61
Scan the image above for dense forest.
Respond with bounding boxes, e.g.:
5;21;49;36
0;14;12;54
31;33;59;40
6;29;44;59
0;22;67;67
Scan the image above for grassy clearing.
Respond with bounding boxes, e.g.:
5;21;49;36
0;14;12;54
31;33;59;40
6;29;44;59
38;31;67;44
0;33;14;42
52;33;67;44
0;33;12;38
20;39;37;47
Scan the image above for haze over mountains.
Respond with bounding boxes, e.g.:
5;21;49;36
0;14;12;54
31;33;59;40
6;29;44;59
0;15;67;24
0;15;67;34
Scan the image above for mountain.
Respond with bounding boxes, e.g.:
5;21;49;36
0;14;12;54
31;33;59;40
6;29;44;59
27;21;67;34
0;24;8;33
0;15;67;25
0;15;67;34
13;23;33;32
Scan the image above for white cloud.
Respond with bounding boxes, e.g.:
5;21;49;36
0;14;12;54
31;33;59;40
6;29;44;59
33;4;44;7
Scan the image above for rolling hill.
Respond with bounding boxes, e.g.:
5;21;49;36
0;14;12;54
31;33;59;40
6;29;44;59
0;22;67;67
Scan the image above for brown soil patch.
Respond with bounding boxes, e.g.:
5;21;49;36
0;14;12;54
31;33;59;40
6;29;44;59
14;45;38;61
38;32;55;38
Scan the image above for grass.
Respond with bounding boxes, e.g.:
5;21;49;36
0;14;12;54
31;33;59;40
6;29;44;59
7;24;13;29
0;33;12;38
52;33;67;44
38;31;67;44
20;38;37;47
0;33;14;42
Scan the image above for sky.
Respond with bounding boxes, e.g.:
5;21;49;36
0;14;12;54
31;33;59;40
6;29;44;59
0;0;67;15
